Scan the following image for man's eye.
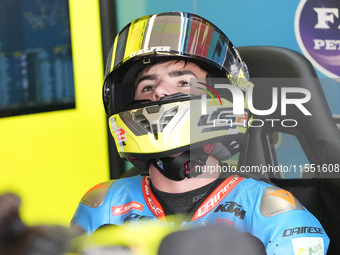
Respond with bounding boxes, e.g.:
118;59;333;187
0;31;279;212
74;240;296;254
141;85;155;92
178;80;191;87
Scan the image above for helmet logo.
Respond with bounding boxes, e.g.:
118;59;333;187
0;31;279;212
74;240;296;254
198;107;248;132
112;127;127;143
129;46;171;58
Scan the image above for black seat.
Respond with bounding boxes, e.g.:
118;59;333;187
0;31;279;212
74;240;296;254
237;46;340;254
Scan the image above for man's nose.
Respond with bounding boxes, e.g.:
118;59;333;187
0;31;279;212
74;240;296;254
152;81;172;101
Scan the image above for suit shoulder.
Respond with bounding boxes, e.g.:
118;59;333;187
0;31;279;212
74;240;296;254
259;186;304;217
80;180;115;208
80;176;144;208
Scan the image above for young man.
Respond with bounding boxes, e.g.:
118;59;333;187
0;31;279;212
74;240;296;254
71;12;329;254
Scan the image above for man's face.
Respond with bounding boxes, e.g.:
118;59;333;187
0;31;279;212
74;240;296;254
134;60;208;101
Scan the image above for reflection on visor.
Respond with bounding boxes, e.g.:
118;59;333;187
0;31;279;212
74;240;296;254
117;93;199;113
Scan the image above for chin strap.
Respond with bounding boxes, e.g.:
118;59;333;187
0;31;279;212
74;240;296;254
150;148;210;181
129;142;232;181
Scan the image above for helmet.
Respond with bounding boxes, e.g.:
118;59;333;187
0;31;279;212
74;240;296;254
103;12;253;180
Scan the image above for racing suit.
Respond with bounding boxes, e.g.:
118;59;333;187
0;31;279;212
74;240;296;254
71;174;329;254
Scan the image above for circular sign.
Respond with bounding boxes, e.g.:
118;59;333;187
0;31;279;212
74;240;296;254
295;0;340;78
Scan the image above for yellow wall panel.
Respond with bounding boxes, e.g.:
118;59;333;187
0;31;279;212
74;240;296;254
0;0;110;227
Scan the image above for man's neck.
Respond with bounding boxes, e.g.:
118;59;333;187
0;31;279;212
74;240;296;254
149;155;221;193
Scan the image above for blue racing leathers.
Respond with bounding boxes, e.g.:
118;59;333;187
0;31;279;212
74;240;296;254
71;174;329;254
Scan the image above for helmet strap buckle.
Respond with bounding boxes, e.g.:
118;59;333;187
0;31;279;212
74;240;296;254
151;148;210;181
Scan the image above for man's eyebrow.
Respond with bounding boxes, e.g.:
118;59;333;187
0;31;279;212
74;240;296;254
135;74;159;87
135;70;197;87
169;70;197;78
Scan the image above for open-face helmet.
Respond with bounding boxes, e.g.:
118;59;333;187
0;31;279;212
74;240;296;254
103;12;253;180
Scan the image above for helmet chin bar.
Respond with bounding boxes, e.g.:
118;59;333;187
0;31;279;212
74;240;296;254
150;148;209;181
